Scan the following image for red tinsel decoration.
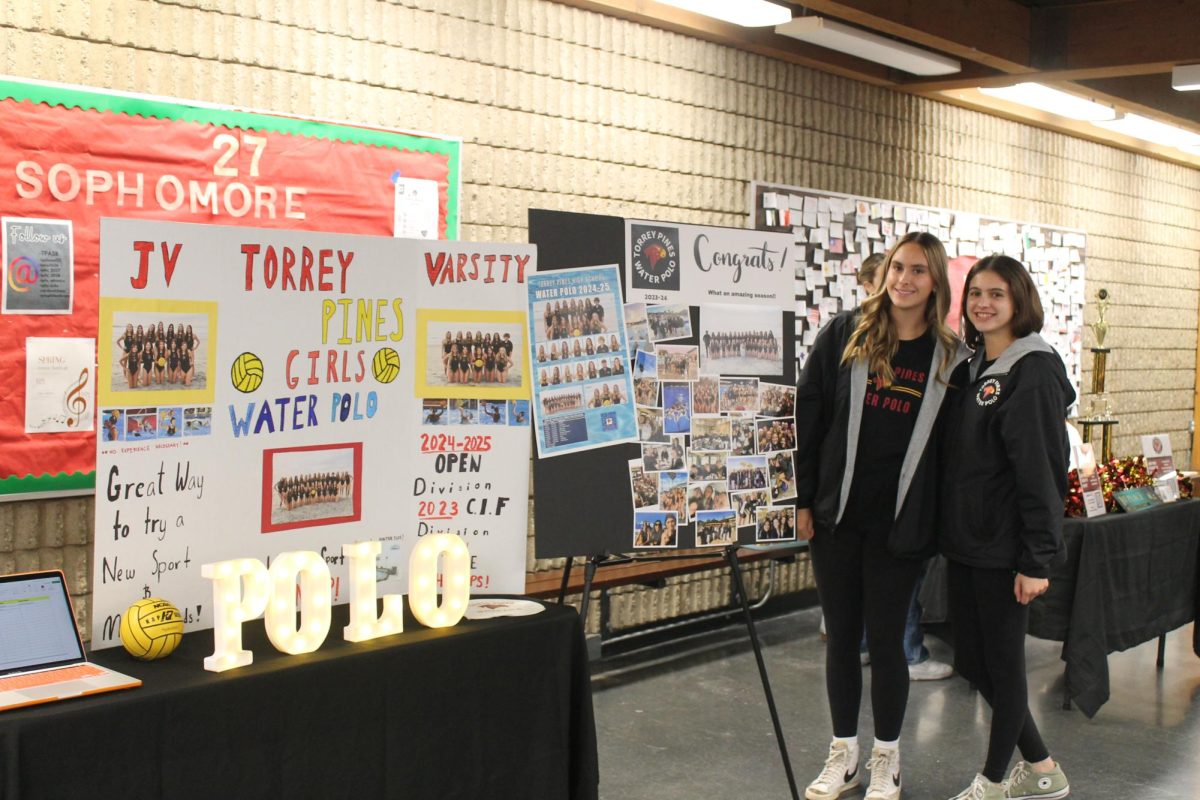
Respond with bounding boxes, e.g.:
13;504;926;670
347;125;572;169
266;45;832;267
1064;455;1191;516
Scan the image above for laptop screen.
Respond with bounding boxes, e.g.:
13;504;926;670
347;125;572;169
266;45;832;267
0;572;85;676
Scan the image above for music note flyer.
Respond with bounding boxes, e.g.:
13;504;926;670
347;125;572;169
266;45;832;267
25;337;95;432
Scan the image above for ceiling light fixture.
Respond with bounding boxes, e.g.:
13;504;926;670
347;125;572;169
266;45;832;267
1171;64;1200;91
1093;113;1200;148
775;16;960;76
654;0;792;27
977;83;1116;121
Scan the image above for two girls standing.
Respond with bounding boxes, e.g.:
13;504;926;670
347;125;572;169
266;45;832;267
796;238;1073;800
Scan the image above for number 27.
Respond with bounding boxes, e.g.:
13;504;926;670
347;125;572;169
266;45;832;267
213;133;268;178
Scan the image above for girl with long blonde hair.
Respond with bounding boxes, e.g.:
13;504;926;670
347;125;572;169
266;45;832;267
796;232;971;800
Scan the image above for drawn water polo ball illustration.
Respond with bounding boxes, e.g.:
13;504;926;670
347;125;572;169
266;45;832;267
373;347;401;384
120;597;184;661
231;352;264;393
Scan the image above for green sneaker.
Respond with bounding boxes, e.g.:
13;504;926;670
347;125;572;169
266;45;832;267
949;774;1005;800
1004;761;1069;799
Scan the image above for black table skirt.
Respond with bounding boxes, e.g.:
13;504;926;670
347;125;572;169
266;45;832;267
1;600;598;800
1028;500;1200;717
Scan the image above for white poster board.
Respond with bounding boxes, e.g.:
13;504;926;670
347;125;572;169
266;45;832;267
92;218;533;647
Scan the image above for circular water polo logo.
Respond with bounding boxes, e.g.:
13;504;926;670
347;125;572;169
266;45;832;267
372;347;401;383
975;378;1002;407
630;224;680;291
231;352;264;393
6;255;39;292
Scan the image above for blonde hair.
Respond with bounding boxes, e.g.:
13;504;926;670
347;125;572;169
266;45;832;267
841;232;958;386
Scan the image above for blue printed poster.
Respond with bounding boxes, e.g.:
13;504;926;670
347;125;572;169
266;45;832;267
527;264;637;457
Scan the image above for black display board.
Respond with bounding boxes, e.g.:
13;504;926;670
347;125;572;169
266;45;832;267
529;209;796;559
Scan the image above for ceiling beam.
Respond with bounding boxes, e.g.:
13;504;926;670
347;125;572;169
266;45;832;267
552;0;895;85
1031;0;1200;74
791;0;1032;73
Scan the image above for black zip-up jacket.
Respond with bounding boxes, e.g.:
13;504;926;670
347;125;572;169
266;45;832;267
938;333;1075;578
795;311;971;557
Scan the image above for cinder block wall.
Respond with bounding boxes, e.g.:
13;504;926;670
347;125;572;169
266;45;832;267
2;0;1198;635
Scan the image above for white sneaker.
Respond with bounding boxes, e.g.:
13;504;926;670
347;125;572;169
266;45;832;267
864;747;901;800
805;740;860;800
908;658;954;681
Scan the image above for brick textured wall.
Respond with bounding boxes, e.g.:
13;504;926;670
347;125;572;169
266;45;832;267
2;0;1198;635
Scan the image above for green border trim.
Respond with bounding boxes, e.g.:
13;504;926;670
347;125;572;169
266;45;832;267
0;79;461;238
0;471;95;496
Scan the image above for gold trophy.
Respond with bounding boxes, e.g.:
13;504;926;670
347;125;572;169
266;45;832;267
1081;289;1116;459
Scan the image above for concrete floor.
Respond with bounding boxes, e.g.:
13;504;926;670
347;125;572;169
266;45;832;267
591;606;1200;799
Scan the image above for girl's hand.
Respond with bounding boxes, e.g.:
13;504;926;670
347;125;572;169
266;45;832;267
796;508;815;541
1014;573;1049;605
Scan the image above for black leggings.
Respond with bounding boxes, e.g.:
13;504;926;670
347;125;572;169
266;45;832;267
947;560;1050;783
809;522;923;741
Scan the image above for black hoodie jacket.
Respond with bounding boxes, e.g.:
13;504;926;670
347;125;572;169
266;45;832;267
938;333;1075;578
795;311;971;557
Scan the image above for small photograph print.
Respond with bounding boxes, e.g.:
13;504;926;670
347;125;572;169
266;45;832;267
699;305;783;376
157;406;182;439
449;398;478;425
110;312;209;393
731;416;757;456
732;489;771;527
634;378;660;408
585;381;627;408
636;407;667;443
629;459;659;509
655;344;699;381
719;377;760;414
538;295;614;340
507;399;530;425
633;348;658;378
624;302;652;356
647;303;693;342
101;409;124;442
541;385;585;417
687;480;730;520
756;417;797;453
658;471;689;517
688;451;727;482
633;509;679;549
695;508;737;547
759;383;796;418
183;406;212;436
643;435;686;472
422;399;449;425
662;382;692;434
125;407;157;440
768;451;797;502
263;443;361;533
479;400;507;425
727;454;769;491
756;506;797;542
691;416;732;451
692;376;720;415
429;322;524;391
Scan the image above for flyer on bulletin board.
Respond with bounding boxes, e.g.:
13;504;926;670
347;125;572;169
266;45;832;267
527;264;637;458
92;217;532;648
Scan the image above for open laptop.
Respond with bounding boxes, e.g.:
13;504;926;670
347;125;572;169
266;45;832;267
0;570;141;712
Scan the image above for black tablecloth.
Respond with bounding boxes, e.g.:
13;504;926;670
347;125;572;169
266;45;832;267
0;599;598;800
1028;500;1200;717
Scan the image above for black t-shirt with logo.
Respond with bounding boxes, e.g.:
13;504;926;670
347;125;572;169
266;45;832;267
840;333;935;533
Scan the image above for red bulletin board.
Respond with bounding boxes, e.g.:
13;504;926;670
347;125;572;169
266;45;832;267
0;78;461;498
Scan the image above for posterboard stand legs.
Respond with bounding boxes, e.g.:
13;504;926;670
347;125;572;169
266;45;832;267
725;545;800;800
557;556;574;605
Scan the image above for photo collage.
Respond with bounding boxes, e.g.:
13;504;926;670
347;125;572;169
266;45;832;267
421;398;530;426
625;302;797;551
100;405;212;443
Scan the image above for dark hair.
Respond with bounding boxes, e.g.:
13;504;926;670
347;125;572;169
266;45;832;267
960;254;1044;348
857;253;885;288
